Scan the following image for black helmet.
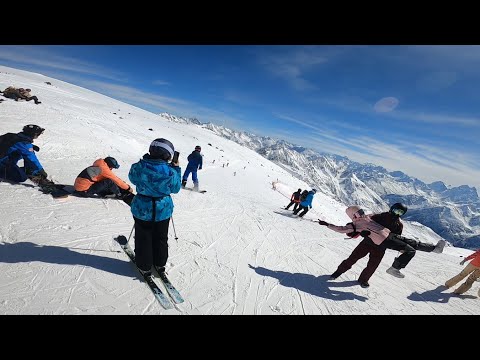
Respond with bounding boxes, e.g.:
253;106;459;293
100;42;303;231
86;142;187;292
390;202;407;217
149;138;174;161
22;124;45;137
104;156;119;169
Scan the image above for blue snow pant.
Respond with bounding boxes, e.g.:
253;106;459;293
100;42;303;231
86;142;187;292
0;163;28;182
182;166;198;184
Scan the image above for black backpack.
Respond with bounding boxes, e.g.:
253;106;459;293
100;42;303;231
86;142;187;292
300;190;309;201
0;133;20;159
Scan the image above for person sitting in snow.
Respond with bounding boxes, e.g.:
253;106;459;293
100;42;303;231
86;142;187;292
2;86;23;101
74;157;134;204
18;88;41;105
328;203;406;288
293;189;316;217
182;145;203;190
318;204;446;279
285;188;302;211
444;248;480;295
128;138;182;277
0;124;48;183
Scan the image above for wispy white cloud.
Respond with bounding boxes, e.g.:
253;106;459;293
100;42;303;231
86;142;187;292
374;97;399;113
306;93;480;128
152;79;170;86
416;71;458;92
223;89;260;106
272;113;321;131
79;79;249;131
0;46;126;82
391;110;480;127
82;80;191;112
256;46;329;91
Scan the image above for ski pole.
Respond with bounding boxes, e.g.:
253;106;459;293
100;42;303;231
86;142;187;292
127;223;134;244
171;216;178;240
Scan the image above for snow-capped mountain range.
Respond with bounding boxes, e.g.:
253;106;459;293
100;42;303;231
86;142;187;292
160;113;480;249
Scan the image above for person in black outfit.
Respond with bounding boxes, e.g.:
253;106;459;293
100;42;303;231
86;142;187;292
329;203;405;288
285;188;302;211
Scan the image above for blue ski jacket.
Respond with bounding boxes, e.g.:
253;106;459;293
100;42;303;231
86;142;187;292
0;132;44;175
300;191;315;208
129;155;181;222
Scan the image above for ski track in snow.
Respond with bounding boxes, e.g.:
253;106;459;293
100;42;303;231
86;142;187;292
0;66;478;314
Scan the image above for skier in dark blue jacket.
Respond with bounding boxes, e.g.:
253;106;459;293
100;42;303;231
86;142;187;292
182;145;203;190
0;124;47;183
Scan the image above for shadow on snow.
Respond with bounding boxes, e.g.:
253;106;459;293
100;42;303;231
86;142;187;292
0;241;135;277
407;285;477;303
249;264;368;302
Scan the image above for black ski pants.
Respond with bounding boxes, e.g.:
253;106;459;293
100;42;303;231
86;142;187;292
293;205;309;217
382;233;436;269
285;201;299;211
25;96;41;104
86;178;121;197
134;217;170;272
335;238;385;283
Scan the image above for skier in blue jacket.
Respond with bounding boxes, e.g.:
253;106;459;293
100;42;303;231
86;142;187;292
293;189;317;217
182;145;202;190
0;124;47;183
128;138;182;276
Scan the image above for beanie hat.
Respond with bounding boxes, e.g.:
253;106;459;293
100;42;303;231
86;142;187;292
195;145;201;152
104;156;120;169
149;138;174;160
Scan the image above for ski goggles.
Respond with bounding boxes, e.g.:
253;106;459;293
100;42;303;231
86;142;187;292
355;209;365;217
391;208;406;216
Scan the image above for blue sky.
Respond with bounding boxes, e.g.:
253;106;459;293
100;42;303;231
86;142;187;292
1;45;479;190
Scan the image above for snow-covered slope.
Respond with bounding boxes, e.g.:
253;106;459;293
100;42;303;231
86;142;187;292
0;65;478;315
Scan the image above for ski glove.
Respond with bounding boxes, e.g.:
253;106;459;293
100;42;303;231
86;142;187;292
33;145;40;152
360;230;371;237
318;220;329;226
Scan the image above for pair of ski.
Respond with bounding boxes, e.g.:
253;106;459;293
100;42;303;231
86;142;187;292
183;187;207;193
114;235;184;310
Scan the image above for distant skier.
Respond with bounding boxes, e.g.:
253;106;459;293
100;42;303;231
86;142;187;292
285;188;302;211
318;204;446;278
128;138;181;276
0;124;48;183
182;145;202;190
74;157;133;203
293;189;316;217
328;203;406;288
445;248;480;295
